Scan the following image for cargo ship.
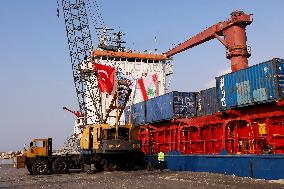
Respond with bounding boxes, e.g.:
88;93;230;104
135;58;284;180
125;11;284;180
68;10;284;179
89;50;284;179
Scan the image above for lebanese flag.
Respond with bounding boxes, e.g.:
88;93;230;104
138;74;159;101
93;63;115;94
152;74;159;97
138;78;148;101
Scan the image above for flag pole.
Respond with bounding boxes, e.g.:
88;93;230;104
129;95;133;140
115;78;119;140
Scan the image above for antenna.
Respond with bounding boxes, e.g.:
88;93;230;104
112;31;126;50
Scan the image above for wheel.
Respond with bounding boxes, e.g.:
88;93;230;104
27;165;34;175
103;160;118;172
32;159;50;175
52;158;69;174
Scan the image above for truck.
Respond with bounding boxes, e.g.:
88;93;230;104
18;123;141;175
21;138;81;175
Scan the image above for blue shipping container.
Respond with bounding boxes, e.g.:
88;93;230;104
125;101;146;125
216;58;284;111
197;87;219;116
146;91;196;123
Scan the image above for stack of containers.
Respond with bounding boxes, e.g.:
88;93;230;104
216;58;284;111
145;91;197;123
125;101;146;125
125;91;197;125
196;87;219;116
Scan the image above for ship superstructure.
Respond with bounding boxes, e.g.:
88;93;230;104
92;48;173;125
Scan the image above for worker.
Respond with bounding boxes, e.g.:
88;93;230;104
157;150;165;172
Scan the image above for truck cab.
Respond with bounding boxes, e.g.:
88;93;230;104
26;138;52;158
19;138;81;175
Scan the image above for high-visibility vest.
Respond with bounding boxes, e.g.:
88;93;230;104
158;152;164;161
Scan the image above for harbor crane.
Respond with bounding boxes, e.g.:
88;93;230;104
165;11;253;72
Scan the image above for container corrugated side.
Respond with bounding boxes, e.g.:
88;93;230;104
146;91;196;123
146;92;173;123
216;59;284;111
125;101;146;125
197;87;219;116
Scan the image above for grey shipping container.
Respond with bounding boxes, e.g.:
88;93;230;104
146;91;197;123
197;87;219;116
125;101;146;125
216;58;284;111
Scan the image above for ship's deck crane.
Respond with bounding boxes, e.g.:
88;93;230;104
165;11;253;72
63;106;82;118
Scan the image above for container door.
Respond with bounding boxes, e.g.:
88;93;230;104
277;62;284;99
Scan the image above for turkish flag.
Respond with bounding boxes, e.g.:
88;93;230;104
93;63;115;94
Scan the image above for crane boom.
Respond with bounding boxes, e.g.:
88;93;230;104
165;11;253;72
63;106;82;118
60;0;102;124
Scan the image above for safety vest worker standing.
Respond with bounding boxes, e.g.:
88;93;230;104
158;151;165;171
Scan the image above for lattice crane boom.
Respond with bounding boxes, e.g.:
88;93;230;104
60;0;102;124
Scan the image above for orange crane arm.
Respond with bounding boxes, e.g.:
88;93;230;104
165;11;253;72
63;106;82;118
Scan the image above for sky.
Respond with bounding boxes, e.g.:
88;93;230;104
0;0;283;151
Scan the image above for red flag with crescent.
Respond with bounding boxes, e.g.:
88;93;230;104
93;63;115;94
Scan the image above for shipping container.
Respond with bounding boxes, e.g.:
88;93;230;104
197;87;219;116
146;91;196;123
125;101;146;125
216;58;284;110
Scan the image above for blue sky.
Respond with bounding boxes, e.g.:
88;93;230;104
0;1;283;151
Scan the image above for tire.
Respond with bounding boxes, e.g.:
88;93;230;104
32;159;50;175
103;160;118;172
52;158;69;174
27;165;34;175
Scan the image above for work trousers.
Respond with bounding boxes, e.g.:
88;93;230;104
159;161;164;171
